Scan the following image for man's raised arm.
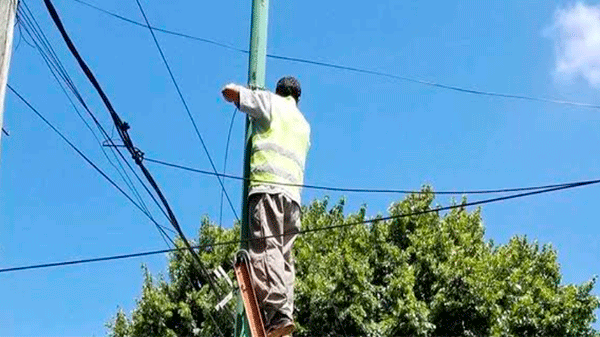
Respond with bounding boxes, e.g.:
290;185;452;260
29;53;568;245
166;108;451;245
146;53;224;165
221;83;272;123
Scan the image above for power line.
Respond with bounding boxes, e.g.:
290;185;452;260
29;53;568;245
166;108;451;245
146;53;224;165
0;246;177;274
17;3;150;216
16;8;177;249
2;178;597;275
42;0;232;325
144;156;581;196
18;3;223;327
17;2;174;233
266;54;600;109
71;0;245;53
7;85;175;238
133;0;239;225
18;2;156;219
69;0;600;110
42;0;184;251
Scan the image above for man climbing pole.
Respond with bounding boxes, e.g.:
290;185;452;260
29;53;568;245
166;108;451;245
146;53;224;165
222;76;310;337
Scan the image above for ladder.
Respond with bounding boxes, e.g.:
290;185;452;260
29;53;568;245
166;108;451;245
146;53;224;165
234;251;267;337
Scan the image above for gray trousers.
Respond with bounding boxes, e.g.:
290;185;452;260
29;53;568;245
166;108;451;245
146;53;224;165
248;193;300;326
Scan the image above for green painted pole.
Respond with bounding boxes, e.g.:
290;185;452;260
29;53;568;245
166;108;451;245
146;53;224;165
241;0;269;248
236;0;269;336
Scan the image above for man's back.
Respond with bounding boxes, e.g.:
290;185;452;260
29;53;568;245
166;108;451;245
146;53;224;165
250;92;310;204
222;83;310;205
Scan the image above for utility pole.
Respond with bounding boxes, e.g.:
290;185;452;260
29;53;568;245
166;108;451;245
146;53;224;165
236;0;270;335
0;0;17;168
241;0;269;247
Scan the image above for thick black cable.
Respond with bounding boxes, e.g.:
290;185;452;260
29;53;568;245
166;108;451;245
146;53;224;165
131;0;236;324
40;0;182;242
219;108;238;227
7;85;175;238
132;2;233;330
69;0;600;110
133;0;239;223
17;4;173;226
145;157;580;196
42;0;231;324
18;3;151;216
17;6;151;218
2;178;597;275
11;58;172;243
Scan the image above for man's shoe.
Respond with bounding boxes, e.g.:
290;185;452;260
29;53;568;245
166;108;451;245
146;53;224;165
266;319;295;337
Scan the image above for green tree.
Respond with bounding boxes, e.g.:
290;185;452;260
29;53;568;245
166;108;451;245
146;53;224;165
107;190;600;336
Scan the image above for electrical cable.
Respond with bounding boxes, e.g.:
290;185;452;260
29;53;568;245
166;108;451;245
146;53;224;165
0;246;178;274
144;157;580;196
7;85;175;239
265;54;600;109
17;3;174;229
11;29;174;244
132;0;238;322
219;107;238;227
20;0;177;234
42;0;232;325
69;0;600;110
71;0;246;53
2;177;597;274
18;3;150;215
17;5;151;218
130;2;236;329
25;1;599;326
133;0;239;223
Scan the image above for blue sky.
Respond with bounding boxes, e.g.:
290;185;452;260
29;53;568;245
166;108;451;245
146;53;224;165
1;0;600;335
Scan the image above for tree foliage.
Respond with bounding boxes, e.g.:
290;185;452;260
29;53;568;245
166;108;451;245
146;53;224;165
107;190;599;336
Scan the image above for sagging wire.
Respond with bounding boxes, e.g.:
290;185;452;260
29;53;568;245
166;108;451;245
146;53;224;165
42;0;233;330
2;176;598;274
219;107;238;227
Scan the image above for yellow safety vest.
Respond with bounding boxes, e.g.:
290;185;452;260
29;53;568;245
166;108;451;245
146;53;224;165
250;95;310;202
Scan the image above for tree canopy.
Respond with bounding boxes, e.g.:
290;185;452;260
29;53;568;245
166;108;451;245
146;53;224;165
107;190;599;337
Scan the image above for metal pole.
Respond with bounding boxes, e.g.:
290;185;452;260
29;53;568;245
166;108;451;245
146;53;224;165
236;0;269;335
241;0;269;252
0;0;18;169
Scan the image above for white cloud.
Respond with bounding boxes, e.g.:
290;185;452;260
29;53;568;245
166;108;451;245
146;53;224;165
546;2;600;86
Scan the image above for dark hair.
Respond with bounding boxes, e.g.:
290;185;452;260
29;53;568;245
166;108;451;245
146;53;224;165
275;76;301;103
